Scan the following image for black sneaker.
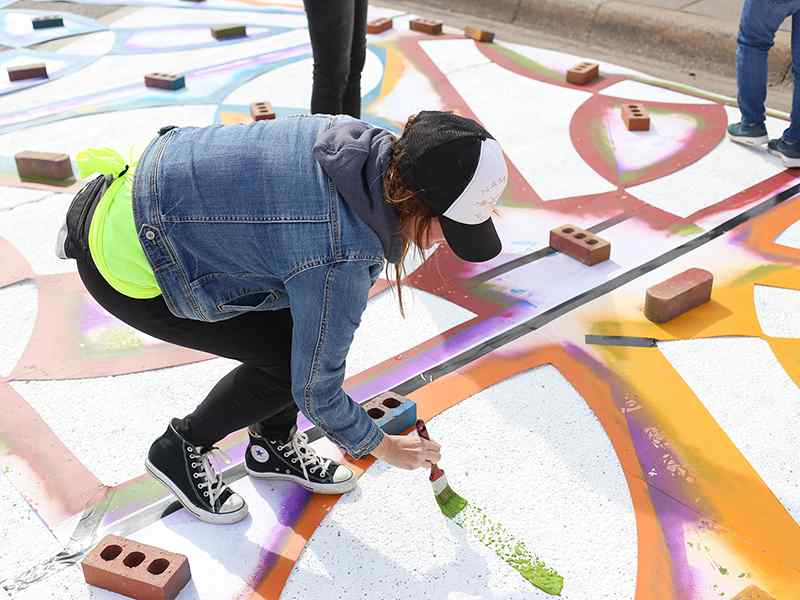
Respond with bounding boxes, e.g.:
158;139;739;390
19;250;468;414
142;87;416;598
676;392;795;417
145;420;248;524
727;121;768;146
768;137;800;168
245;426;357;494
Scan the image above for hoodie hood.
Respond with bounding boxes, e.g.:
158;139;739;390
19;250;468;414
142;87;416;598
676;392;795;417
313;116;403;265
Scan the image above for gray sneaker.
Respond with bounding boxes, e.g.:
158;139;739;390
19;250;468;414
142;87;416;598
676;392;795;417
727;122;768;146
768;138;800;168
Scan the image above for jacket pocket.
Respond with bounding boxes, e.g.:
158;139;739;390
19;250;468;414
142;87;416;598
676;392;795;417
218;289;281;312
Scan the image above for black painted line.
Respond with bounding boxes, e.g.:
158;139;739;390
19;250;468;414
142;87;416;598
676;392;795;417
388;183;800;398
584;335;658;348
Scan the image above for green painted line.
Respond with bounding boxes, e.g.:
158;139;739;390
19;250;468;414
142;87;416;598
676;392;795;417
438;490;564;596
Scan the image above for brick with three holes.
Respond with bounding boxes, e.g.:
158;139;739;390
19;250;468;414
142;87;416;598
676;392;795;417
464;26;494;43
367;17;393;34
8;63;48;82
566;62;599;85
409;18;442;35
144;73;185;90
362;392;417;435
549;224;610;266
622;103;650;131
250;101;276;121
82;535;191;600
32;15;64;29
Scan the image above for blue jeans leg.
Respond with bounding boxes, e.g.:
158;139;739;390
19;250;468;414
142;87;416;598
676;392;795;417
736;0;791;126
784;11;800;143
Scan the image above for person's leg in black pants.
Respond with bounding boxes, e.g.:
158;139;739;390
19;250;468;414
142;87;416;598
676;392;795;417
76;255;298;448
304;0;368;118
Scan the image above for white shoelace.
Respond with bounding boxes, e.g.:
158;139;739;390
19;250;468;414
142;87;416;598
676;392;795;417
188;447;231;507
278;431;331;480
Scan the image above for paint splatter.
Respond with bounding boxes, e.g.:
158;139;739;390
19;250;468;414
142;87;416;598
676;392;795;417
447;497;564;596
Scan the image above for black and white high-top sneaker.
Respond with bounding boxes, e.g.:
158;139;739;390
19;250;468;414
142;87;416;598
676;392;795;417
245;426;357;494
145;420;248;524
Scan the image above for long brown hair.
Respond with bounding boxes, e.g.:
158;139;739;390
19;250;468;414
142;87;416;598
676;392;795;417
382;115;436;317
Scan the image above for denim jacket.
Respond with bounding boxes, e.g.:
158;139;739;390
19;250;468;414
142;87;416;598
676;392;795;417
132;115;397;458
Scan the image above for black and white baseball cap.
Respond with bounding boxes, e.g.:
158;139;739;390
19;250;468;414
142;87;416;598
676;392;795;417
397;111;508;262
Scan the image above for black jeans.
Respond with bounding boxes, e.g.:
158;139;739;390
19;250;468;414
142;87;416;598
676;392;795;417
66;175;298;448
304;0;368;118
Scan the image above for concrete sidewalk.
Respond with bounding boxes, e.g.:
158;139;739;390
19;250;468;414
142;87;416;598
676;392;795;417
396;0;793;84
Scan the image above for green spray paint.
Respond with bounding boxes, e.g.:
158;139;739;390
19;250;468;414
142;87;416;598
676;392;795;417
438;488;564;596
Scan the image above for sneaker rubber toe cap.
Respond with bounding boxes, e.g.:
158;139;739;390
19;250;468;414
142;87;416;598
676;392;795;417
220;492;248;516
332;465;355;484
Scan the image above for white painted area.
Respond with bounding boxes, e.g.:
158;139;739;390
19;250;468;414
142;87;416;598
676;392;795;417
754;285;800;338
628;107;785;218
55;30;115;56
0;185;50;211
0;28;311;114
775;218;800;250
495;205;608;256
0;282;36;377
285;365;637;599
605;106;697;172
0;193;74;275
0;105;218;159
0;471;62;583
496;41;649;79
659;337;800;523
12;564;90;600
418;38;490;74
366;5;407;20
347;287;475;377
599;80;715;105
368;54;444;123
223;47;383;108
421;40;616;201
11;358;237;486
109;7;309;28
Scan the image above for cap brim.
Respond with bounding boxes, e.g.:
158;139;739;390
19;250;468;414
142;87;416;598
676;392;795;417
439;215;501;263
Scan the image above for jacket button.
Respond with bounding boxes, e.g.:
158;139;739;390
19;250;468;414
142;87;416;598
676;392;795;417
145;230;155;240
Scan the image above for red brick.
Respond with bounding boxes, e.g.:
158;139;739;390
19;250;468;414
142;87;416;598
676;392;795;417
250;101;276;121
731;585;776;600
622;103;650;131
144;73;185;91
549;225;610;266
82;534;191;600
409;18;442;35
8;63;48;82
644;268;713;323
367;17;392;34
464;26;494;43
566;62;599;85
15;151;73;181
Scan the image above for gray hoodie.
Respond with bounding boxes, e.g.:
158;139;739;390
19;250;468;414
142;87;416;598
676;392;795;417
313;116;404;265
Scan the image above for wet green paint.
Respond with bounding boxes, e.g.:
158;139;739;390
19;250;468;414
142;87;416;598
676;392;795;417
436;487;564;596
